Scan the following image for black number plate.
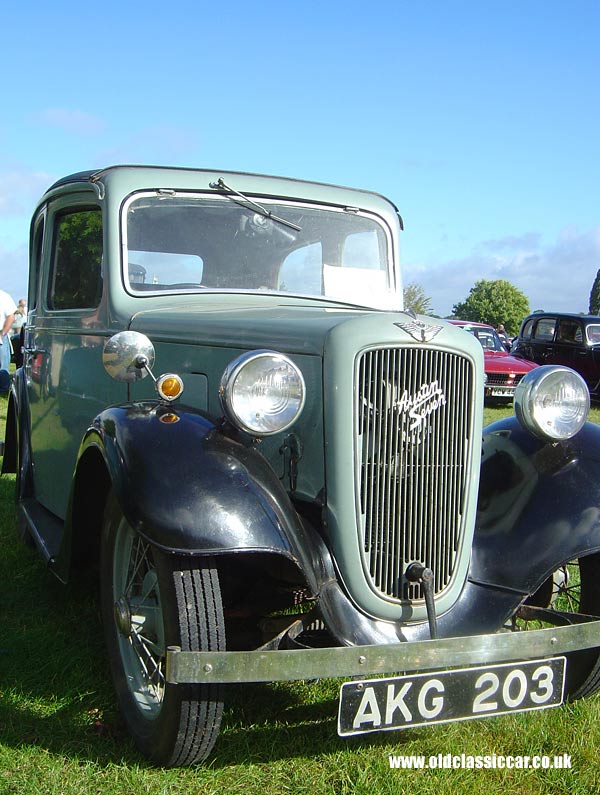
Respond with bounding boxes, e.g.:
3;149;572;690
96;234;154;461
338;656;566;736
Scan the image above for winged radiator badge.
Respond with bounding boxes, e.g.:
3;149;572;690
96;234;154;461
394;320;444;343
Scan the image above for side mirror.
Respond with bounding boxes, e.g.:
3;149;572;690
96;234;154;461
102;331;156;383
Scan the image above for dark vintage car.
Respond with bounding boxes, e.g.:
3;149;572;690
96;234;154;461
449;320;538;401
512;312;600;398
3;166;600;767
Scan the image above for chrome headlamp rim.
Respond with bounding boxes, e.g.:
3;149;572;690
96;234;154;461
514;365;590;441
219;349;306;436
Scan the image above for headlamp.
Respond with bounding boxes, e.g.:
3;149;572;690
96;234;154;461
220;350;305;436
514;366;590;441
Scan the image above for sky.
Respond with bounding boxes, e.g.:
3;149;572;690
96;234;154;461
1;0;599;318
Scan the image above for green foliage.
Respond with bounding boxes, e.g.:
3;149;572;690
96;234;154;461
452;279;530;336
403;282;433;315
589;269;600;315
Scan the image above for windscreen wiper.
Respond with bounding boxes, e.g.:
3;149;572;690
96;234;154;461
209;177;302;232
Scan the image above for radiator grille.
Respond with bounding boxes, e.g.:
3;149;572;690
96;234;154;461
356;347;474;602
486;372;525;386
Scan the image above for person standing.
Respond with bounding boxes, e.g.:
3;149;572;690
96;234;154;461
11;298;27;333
0;288;17;373
496;323;510;349
10;298;27;369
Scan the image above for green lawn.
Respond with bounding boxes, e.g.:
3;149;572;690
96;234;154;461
2;397;600;794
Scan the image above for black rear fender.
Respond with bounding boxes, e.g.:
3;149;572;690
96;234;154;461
1;390;18;474
1;369;32;496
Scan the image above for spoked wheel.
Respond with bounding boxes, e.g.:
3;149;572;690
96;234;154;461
509;553;600;699
100;491;225;766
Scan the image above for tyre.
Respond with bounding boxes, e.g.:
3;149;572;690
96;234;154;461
9;397;34;547
510;553;600;699
100;491;225;766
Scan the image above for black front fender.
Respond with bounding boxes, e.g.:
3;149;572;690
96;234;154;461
472;416;600;593
78;401;333;594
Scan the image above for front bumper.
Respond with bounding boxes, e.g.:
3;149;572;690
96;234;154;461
166;617;600;684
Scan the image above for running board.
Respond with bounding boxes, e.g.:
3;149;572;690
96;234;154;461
19;498;63;565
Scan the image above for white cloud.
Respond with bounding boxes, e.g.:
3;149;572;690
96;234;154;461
406;226;600;318
34;108;106;135
480;232;542;253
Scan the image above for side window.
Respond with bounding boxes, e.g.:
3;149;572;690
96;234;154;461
521;319;534;340
29;213;45;311
533;318;556;342
556;319;583;344
48;207;103;310
587;324;600;345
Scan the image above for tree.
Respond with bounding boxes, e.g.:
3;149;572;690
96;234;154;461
589;269;600;315
452;279;530;336
403;282;433;315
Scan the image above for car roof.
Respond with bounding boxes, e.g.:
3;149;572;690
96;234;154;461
524;312;600;323
42;165;402;222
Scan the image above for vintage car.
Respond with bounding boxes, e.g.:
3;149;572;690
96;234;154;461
449;320;538;401
513;312;600;398
3;166;600;767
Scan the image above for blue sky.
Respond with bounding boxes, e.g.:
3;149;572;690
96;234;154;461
1;0;599;317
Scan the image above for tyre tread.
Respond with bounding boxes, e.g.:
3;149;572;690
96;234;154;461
170;562;224;766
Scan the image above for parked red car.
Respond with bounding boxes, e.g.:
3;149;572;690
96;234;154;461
449;320;538;401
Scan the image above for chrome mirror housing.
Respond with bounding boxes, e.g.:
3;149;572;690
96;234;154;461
102;331;156;383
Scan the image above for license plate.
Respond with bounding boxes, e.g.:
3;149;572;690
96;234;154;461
487;387;514;397
338;656;566;736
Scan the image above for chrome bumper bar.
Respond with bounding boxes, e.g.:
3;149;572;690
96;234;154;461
166;618;600;684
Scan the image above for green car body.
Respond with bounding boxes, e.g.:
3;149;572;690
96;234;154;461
4;165;600;766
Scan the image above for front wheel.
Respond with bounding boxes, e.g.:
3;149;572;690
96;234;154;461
510;553;600;699
100;492;225;766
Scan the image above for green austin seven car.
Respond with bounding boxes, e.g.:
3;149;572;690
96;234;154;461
3;165;600;766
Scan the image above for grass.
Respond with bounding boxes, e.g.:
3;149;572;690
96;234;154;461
2;396;600;794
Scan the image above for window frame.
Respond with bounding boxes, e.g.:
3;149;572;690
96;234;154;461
28;207;46;313
532;317;557;343
555;318;583;345
46;203;104;312
520;318;534;340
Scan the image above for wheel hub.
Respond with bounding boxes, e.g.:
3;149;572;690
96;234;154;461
114;596;132;637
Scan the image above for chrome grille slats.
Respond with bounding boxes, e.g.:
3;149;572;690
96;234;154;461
486;372;525;386
357;347;474;603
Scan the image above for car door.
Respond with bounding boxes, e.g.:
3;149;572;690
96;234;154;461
26;195;116;521
527;316;558;364
549;317;585;373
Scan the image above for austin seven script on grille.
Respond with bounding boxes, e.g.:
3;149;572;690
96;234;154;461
395;381;447;440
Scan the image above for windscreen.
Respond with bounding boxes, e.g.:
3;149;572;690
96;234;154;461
124;193;399;309
463;326;507;352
